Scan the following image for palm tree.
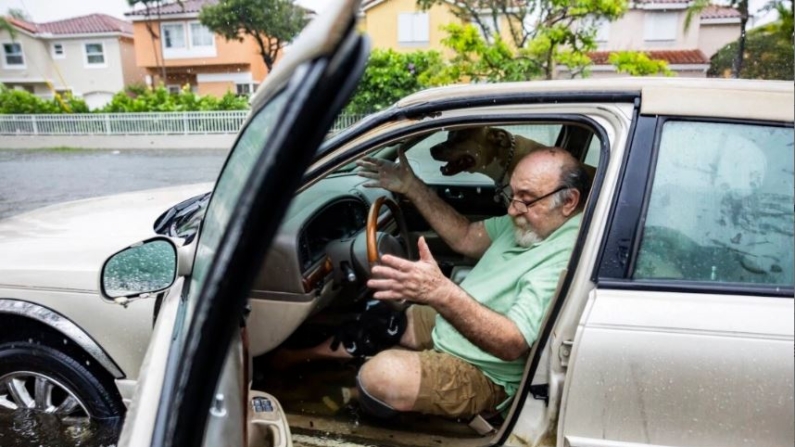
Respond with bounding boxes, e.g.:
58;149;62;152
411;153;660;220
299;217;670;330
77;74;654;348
1;16;17;39
685;0;750;78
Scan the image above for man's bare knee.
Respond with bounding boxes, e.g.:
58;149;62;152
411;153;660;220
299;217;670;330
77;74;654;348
358;350;421;412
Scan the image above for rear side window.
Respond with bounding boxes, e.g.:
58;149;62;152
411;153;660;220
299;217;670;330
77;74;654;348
634;121;793;287
407;124;563;186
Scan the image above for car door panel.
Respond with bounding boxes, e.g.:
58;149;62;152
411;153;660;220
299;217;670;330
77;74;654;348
560;116;795;447
562;290;795;447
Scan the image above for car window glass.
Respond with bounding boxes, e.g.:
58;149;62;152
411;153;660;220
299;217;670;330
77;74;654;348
583;135;601;168
407;124;562;186
186;92;288;324
634;121;794;286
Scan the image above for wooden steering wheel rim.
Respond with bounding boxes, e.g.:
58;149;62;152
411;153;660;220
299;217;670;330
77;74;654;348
366;196;408;264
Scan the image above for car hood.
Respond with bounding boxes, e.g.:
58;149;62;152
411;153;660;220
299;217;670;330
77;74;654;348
0;184;213;293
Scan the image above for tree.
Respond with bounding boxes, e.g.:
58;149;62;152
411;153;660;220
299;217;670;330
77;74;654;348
344;49;447;114
758;0;793;42
0;17;15;39
685;0;750;78
6;8;30;21
609;51;674;76
200;0;307;72
417;0;628;80
708;10;794;80
128;0;172;83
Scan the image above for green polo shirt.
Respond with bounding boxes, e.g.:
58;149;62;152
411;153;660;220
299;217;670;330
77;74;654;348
431;213;581;403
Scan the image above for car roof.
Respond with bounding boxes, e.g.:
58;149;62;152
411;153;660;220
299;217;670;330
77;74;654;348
395;78;794;122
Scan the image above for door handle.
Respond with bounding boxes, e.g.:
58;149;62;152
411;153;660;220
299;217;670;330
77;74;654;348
444;188;464;200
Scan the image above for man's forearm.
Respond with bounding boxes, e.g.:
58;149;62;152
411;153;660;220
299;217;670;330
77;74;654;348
405;180;480;257
433;285;528;361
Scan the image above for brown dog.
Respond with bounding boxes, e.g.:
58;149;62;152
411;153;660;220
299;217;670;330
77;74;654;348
429;127;548;185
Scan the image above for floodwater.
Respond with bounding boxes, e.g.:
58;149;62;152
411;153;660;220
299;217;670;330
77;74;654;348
0;411;120;447
0;148;228;221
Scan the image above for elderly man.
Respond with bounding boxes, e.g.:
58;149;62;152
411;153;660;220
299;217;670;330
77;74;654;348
274;145;588;418
348;145;589;419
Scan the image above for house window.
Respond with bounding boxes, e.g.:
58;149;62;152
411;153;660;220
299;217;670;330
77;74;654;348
235;83;258;96
471;16;500;42
190;22;214;47
3;42;25;67
162;23;186;49
167;85;181;94
644;12;678;41
52;43;65;59
162;21;216;58
84;43;105;66
398;13;429;44
594;18;610;43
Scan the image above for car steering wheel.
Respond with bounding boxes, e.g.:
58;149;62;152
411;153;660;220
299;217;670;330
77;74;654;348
365;196;415;268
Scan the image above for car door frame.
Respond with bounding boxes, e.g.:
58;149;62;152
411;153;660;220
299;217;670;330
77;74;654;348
310;96;638;445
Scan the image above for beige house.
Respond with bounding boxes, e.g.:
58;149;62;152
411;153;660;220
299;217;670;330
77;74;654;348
126;0;270;97
579;1;741;77
360;0;741;78
0;14;145;109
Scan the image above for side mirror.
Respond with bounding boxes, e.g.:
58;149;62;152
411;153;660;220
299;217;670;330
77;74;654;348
100;237;178;303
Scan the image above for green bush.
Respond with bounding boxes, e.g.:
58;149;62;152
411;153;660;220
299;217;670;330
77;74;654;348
344;49;447;115
0;83;249;114
0;84;90;114
98;84;249;113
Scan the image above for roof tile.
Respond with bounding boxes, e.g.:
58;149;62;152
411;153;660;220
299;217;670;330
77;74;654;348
589;49;710;65
125;0;217;17
5;17;38;33
5;14;132;36
38;14;133;35
700;5;741;19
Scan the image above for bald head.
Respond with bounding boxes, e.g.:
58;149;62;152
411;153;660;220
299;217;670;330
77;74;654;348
512;147;589;210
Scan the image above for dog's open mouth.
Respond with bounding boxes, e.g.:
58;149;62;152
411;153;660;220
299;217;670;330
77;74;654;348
440;155;476;176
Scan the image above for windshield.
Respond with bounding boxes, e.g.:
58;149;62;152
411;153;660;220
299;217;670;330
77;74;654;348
179;91;289;337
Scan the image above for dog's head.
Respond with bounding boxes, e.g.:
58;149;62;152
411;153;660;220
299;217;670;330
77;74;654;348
429;127;514;176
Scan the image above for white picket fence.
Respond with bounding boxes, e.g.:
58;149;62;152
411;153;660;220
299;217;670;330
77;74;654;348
0;112;368;136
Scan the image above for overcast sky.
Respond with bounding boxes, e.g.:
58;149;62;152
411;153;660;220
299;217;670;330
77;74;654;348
0;0;775;26
0;0;331;22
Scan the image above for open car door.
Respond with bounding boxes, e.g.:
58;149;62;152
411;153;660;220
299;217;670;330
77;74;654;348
115;1;368;446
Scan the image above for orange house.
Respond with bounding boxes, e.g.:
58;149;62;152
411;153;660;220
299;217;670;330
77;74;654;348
125;0;270;96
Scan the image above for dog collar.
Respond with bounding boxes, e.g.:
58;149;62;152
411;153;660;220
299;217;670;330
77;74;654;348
494;133;516;202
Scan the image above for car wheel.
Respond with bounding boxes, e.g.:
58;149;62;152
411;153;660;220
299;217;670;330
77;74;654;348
0;341;124;423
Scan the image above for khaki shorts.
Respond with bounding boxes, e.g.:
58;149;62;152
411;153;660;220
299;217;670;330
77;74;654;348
406;305;507;419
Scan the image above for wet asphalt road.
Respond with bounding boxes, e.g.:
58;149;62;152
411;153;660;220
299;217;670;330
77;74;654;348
0;148;229;221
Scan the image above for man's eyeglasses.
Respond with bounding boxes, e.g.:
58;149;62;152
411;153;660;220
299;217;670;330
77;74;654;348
500;186;568;213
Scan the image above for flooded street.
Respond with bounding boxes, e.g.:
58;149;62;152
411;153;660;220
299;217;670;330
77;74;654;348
0;411;120;447
0;148;228;221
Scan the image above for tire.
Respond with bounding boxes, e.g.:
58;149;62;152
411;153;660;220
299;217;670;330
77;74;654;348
0;341;124;422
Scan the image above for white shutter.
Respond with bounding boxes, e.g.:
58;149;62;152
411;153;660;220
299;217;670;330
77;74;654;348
398;13;413;43
413;13;429;43
398;13;429;44
644;12;678;41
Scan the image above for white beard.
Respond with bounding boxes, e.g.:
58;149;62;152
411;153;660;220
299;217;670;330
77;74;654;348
513;216;543;248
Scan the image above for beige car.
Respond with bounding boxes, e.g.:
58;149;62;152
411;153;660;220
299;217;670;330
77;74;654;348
0;183;210;423
6;1;794;446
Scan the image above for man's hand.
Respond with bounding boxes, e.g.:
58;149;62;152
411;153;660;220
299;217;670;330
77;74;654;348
367;237;457;306
356;149;419;195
